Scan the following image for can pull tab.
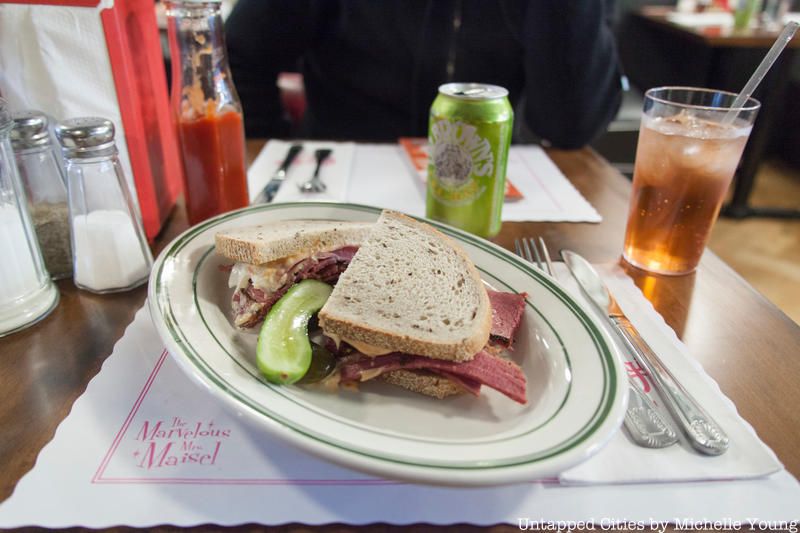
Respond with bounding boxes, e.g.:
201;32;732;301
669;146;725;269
453;88;485;97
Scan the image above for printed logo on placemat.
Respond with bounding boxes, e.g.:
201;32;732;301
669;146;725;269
625;361;653;394
132;417;230;470
91;349;395;486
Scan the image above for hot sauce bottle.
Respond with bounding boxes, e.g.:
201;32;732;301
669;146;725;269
166;0;248;225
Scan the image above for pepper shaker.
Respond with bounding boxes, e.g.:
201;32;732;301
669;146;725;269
11;111;73;279
55;117;153;293
0;98;59;336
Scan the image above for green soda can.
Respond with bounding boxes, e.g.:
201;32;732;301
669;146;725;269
426;83;513;238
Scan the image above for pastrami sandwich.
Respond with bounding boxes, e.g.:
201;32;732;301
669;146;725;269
215;211;527;404
215;220;372;328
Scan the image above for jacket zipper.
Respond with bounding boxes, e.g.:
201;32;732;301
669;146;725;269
446;0;463;81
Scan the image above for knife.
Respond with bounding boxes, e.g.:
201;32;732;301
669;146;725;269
560;250;729;456
253;143;303;204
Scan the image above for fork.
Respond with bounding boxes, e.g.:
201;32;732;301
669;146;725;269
298;148;331;193
513;237;679;449
514;237;555;276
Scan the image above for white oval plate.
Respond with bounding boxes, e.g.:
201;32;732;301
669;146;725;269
148;202;627;486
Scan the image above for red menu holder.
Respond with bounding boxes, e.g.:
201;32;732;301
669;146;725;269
0;0;184;241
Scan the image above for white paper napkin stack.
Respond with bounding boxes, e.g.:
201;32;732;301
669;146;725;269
0;1;137;208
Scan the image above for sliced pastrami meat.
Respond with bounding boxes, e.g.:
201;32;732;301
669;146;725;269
232;246;358;328
339;351;527;404
487;289;526;349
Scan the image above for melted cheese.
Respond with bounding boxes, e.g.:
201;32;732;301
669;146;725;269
358;367;387;381
227;253;308;293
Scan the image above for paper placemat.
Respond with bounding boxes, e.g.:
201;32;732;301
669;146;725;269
247;141;355;204
500;148;602;222
247;142;601;223
1;263;796;528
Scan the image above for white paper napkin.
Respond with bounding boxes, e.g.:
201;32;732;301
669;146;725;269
666;12;735;27
0;1;138;211
247;140;355;204
556;263;782;484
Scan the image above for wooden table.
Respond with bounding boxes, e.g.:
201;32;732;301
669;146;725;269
2;140;799;530
621;6;800;219
634;6;800;48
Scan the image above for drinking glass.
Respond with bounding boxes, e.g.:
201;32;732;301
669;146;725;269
622;87;760;275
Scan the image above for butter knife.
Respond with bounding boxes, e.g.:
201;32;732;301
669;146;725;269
253;143;302;204
561;250;729;456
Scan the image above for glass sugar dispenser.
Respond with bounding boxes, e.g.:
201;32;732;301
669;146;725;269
10;110;73;279
55;117;153;293
0;97;60;336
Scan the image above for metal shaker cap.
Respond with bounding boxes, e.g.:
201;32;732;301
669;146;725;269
55;117;117;158
10;111;51;150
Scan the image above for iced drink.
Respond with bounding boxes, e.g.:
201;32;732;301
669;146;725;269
622;88;759;275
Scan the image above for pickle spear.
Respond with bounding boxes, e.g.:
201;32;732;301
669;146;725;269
256;279;333;385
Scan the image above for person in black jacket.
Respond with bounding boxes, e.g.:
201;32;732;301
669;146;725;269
226;0;622;149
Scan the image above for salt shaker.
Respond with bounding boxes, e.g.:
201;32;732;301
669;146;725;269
11;111;72;279
0;97;59;336
55;117;153;293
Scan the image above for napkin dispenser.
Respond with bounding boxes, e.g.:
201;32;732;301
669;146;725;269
0;0;184;241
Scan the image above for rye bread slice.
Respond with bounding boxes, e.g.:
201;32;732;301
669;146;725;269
319;210;491;362
215;220;373;265
381;369;463;399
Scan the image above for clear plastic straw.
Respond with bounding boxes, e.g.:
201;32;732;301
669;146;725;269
722;21;799;125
